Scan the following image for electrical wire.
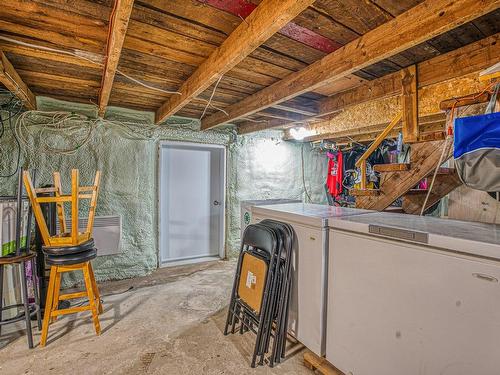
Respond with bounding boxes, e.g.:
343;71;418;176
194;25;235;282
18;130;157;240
12;109;234;159
0;36;233;119
0;35;182;98
199;75;224;120
15;111;99;156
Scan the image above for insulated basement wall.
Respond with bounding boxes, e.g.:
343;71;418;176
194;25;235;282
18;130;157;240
227;131;326;252
0;97;326;284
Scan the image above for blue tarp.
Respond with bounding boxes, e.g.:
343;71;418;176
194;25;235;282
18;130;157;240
454;112;500;159
454;111;500;191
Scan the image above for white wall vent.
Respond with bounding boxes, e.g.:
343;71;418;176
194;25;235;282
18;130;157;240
56;215;122;256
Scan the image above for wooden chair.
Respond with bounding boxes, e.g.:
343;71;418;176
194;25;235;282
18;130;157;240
23;169;102;347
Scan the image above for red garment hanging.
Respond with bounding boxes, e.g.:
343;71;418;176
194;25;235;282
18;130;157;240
326;151;343;197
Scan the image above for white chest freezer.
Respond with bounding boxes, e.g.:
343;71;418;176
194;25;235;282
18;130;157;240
251;203;372;356
240;199;301;240
327;212;500;375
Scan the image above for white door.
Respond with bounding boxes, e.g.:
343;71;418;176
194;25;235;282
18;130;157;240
159;142;225;265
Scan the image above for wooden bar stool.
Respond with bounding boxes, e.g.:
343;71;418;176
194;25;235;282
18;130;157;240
23;169;102;347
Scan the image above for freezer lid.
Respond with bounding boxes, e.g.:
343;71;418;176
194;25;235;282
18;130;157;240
240;199;301;206
330;212;500;260
252;203;373;227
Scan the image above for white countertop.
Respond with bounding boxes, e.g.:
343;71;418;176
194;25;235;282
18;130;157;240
330;212;500;260
252;203;372;227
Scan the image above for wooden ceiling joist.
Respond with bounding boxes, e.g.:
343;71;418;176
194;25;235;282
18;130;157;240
201;0;500;130
273;101;318;116
239;31;500;135
198;0;343;54
238;118;300;135
0;50;36;110
98;0;134;117
154;0;316;124
291;113;447;144
258;108;310;122
319;32;500;116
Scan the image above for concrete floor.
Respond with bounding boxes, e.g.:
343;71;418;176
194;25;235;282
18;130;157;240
0;260;312;374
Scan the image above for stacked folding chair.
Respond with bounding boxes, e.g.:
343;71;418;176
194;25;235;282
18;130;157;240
224;220;295;368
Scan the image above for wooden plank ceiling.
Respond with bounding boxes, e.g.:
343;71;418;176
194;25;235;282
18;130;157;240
0;0;498;130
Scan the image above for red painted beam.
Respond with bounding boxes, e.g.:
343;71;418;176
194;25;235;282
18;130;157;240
198;0;342;54
280;23;342;53
199;0;255;18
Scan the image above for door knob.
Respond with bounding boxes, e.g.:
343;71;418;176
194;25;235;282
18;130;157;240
213;200;221;206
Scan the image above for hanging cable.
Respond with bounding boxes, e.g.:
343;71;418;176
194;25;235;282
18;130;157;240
199;75;224;120
15;111;98;155
12;108;234;159
0;35;182;97
0;36;246;121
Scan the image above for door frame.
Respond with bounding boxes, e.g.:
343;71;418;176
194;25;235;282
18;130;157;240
157;141;226;267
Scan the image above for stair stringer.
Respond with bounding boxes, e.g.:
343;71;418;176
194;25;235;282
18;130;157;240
356;139;453;211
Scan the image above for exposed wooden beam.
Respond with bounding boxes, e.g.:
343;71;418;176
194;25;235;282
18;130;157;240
201;0;500;130
98;0;134;117
238;118;300;135
289;113;447;143
401;65;419;143
197;0;342;54
258;108;310;122
319;72;401;115
273;99;318;116
0;50;36;110
320;32;500;116
289;33;500;139
155;0;316;124
333;130;445;146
